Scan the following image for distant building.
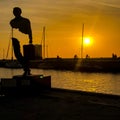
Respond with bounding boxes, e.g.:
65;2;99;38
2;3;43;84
23;44;42;60
34;45;42;59
86;54;90;59
74;54;78;59
112;53;117;59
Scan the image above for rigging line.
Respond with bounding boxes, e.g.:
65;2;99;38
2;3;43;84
6;38;10;59
6;28;13;59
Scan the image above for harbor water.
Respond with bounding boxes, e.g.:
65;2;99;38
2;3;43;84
0;68;120;96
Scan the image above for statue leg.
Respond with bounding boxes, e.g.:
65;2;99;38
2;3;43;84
12;38;31;76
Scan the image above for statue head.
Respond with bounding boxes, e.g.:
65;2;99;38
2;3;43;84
13;7;22;17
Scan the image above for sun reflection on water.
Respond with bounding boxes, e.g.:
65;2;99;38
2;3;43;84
0;68;120;95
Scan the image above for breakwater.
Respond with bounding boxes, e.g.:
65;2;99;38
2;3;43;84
30;57;120;73
1;57;120;72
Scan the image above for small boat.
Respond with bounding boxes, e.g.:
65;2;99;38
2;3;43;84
4;60;22;68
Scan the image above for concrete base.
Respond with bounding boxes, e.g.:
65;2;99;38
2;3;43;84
13;74;51;88
0;75;51;95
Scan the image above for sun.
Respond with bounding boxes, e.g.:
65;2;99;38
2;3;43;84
83;37;92;46
84;38;90;44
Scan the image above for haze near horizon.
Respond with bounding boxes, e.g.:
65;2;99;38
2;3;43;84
0;0;120;59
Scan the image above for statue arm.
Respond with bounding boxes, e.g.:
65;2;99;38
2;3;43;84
28;24;32;44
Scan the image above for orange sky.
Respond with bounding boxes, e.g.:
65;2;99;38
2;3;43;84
1;0;120;59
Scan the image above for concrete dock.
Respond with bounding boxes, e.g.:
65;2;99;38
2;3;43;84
0;75;120;120
0;88;120;120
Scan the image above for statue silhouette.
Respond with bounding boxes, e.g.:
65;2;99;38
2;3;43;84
10;7;32;76
12;38;31;76
10;7;32;44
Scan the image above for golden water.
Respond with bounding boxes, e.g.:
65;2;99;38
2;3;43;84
0;68;120;95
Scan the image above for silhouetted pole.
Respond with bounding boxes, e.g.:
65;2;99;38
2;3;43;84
81;24;84;59
6;38;10;59
6;28;13;59
46;45;48;58
3;49;5;59
43;26;46;59
11;28;13;60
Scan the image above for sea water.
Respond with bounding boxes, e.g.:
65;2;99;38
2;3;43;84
0;68;120;95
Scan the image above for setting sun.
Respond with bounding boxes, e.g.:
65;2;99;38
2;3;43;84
83;37;93;46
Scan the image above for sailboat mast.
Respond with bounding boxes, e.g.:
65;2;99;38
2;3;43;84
3;49;5;60
43;26;46;59
11;28;13;60
81;24;84;59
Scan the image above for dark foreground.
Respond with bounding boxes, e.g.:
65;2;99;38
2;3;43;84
0;88;120;120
